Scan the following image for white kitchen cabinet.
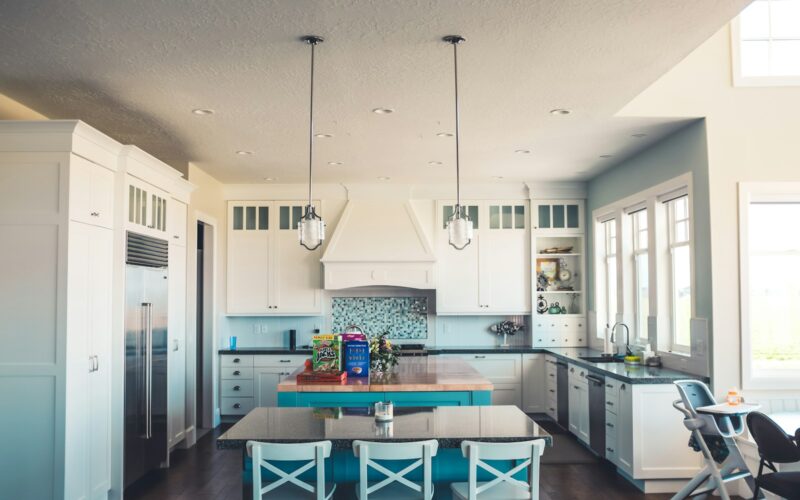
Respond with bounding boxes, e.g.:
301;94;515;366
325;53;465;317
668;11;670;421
532;317;587;347
125;174;170;237
532;200;583;232
567;363;590;445
226;201;322;315
442;353;523;407
69;154;115;229
66;221;114;500
220;354;307;416
544;356;558;419
168;240;187;447
436;201;530;315
168;198;187;246
521;354;546;413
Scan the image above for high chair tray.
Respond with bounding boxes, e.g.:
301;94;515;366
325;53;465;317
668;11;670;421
696;402;761;416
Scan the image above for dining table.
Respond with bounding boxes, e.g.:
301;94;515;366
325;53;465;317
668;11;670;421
218;404;552;499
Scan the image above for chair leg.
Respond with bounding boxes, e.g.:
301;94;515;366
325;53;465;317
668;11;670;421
751;484;760;500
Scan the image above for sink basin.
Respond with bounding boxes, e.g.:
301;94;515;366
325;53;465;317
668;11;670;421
579;355;624;363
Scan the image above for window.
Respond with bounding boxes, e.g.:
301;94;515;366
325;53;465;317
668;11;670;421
666;196;692;352
734;0;800;85
600;219;618;338
740;184;800;388
631;210;649;342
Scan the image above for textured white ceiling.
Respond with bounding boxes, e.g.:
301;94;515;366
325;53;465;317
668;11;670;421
0;0;747;182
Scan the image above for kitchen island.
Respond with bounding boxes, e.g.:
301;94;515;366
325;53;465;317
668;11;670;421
277;356;494;407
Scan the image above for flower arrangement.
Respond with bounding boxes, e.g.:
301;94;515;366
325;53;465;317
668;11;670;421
369;331;399;374
490;320;524;347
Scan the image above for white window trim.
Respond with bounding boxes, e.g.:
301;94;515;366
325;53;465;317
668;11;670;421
731;12;800;88
739;182;800;390
631;210;649;344
593;173;695;355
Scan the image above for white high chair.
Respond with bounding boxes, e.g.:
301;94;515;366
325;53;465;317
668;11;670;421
671;380;760;500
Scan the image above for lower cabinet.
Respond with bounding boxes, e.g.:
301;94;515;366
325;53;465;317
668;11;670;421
220;353;308;417
544;355;558;420
440;353;523;407
521;354;546;412
567;363;590;445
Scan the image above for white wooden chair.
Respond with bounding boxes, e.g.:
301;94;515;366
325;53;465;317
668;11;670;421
450;440;546;500
246;440;336;500
352;439;438;499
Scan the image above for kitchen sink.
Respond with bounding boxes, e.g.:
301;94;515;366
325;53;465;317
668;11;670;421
579;355;624;363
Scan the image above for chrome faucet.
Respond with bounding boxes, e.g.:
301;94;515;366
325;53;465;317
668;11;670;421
610;322;633;356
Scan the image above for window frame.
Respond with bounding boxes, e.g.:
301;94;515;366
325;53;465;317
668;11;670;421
601;218;618;340
630;209;650;344
731;0;800;87
666;196;692;354
739;182;800;389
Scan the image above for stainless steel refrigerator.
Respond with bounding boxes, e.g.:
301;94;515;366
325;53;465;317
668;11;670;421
124;232;169;487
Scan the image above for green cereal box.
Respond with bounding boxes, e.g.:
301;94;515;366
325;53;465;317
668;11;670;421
312;334;342;371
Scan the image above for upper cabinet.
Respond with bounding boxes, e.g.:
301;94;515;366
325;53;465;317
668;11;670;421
126;175;170;237
227;200;323;315
436;200;531;315
69;154;115;229
533;200;583;232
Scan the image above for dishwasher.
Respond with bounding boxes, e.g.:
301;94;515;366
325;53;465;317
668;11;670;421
556;361;569;428
586;373;606;456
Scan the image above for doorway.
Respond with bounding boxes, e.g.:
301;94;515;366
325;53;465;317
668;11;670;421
196;220;215;435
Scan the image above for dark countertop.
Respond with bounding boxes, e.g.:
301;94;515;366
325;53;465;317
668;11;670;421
219;345;708;385
217;405;552;450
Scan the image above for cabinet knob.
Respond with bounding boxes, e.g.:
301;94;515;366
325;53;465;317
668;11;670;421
90;212;100;217
233;371;241;376
607;447;614;453
233;358;240;363
233;403;241;409
233;385;240;391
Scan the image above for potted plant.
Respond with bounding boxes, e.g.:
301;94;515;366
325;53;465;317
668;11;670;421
369;331;399;374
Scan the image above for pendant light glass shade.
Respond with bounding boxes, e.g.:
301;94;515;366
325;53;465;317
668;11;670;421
299;204;325;250
299;35;326;251
443;35;472;250
448;204;473;250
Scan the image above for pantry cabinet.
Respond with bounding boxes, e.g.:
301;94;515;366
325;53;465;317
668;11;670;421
227;201;323;315
168;238;187;447
436;201;530;315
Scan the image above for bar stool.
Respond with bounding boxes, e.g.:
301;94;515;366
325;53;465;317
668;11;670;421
352;439;438;499
246;440;336;500
450;440;546;499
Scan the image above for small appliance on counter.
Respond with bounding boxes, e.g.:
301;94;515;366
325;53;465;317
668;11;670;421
289;329;297;351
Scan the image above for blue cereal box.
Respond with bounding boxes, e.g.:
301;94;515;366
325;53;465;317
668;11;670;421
344;340;369;377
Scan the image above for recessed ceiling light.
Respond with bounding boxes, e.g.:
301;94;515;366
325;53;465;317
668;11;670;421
377;176;391;181
599;154;614;158
314;133;333;138
632;133;648;138
372;108;394;114
236;150;253;155
428;161;443;166
550;108;571;115
436;132;454;138
192;108;214;115
327;161;343;166
263;177;276;181
515;149;531;154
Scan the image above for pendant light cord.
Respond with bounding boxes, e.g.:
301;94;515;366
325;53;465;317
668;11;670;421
307;40;316;207
453;40;461;208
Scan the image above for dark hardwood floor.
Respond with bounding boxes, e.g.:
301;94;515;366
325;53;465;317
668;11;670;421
125;421;677;500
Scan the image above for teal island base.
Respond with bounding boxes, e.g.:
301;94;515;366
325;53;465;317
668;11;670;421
277;390;493;407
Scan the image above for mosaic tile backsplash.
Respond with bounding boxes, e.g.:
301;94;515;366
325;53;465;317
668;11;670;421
331;297;428;339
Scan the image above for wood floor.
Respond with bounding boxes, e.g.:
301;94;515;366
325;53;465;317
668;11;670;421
125;422;675;500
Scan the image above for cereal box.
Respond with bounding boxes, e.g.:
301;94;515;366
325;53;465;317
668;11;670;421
344;340;369;377
312;334;342;371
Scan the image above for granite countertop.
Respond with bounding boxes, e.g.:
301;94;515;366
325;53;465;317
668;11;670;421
219;345;708;385
217;405;552;450
278;356;493;392
218;347;312;355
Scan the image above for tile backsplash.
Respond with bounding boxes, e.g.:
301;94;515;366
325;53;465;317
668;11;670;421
331;297;428;339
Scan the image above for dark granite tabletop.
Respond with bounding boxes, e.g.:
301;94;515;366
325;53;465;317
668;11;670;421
217;405;552;450
219;346;708;385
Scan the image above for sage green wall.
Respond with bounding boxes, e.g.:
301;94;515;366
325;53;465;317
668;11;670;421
586;119;713;351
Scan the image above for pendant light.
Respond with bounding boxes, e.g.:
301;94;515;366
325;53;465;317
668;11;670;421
298;35;326;251
443;35;473;250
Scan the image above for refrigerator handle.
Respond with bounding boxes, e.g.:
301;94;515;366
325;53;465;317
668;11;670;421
144;302;153;439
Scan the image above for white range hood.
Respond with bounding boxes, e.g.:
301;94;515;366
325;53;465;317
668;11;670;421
321;200;436;289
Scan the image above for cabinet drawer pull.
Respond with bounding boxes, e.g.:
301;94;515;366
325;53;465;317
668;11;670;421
474;355;486;359
173;235;179;239
606;422;614;428
279;359;292;363
606;401;614;406
570;367;574;373
233;403;241;409
549;407;555;411
90;211;100;217
233;370;241;376
606;384;613;388
549;389;555;393
573;385;580;390
548;374;554;378
233;385;240;391
233;358;241;363
607;447;614;453
621;384;626;390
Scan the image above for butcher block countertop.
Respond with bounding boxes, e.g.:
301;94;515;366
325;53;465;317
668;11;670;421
277;356;494;393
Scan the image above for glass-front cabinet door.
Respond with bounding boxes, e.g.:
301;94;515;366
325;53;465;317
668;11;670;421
126;176;169;235
533;200;583;232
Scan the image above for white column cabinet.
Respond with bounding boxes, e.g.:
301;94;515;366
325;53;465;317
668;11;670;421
436;201;530;315
567;363;590;445
227;201;322;315
167;208;188;448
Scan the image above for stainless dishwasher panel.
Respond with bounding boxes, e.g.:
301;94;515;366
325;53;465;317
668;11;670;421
556;361;569;428
587;374;606;456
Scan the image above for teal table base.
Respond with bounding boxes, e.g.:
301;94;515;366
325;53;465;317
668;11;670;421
277;390;492;407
